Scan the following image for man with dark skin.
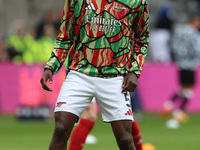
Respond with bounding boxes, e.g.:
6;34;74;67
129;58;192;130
41;71;138;149
40;0;149;149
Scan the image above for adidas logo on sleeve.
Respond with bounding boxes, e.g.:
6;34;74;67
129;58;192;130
85;2;96;10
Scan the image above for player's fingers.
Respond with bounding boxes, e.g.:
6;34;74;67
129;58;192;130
122;77;128;92
122;76;127;88
128;85;136;92
43;83;53;91
121;87;127;93
49;75;53;84
127;82;137;92
40;77;53;91
122;81;130;93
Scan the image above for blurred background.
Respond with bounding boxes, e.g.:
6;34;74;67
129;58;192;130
0;0;200;150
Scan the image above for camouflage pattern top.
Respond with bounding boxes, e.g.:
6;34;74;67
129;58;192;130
45;0;149;78
171;24;200;71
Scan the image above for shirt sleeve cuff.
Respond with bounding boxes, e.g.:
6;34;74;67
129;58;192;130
128;70;141;78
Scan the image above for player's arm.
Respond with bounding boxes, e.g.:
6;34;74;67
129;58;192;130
41;0;74;91
129;0;149;78
44;0;74;74
122;0;149;93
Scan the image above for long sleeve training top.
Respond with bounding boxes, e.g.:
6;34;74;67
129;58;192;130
45;0;149;78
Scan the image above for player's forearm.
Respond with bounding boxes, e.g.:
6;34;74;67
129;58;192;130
44;49;69;74
130;32;149;77
129;0;149;77
44;0;74;74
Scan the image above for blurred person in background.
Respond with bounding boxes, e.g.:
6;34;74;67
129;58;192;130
69;100;98;149
5;19;56;65
161;13;200;123
0;35;11;62
148;5;174;63
5;20;36;64
36;10;60;39
36;24;57;63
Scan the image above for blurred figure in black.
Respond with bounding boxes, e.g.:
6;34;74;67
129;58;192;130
161;13;200;122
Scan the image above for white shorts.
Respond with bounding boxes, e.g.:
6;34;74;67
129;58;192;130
55;70;133;122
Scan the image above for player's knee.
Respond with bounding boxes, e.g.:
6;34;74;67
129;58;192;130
54;123;68;139
87;111;97;122
81;106;98;122
117;133;133;148
81;112;97;122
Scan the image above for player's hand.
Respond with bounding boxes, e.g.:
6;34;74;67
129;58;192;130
40;69;53;91
122;73;137;93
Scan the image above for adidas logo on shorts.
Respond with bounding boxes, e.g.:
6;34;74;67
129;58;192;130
125;109;133;116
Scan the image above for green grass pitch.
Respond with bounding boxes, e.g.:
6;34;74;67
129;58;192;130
0;113;199;150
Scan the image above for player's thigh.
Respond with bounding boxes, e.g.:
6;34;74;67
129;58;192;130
80;100;98;122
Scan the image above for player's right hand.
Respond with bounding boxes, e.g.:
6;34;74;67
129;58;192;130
40;69;53;91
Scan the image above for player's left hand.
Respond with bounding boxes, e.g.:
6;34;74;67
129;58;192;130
122;73;137;93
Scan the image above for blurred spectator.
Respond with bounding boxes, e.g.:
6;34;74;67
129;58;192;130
33;11;60;64
36;24;56;63
6;20;36;64
35;11;60;39
5;19;57;65
0;35;10;62
148;6;174;63
160;13;200;122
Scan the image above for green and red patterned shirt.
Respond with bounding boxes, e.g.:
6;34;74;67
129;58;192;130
45;0;149;78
